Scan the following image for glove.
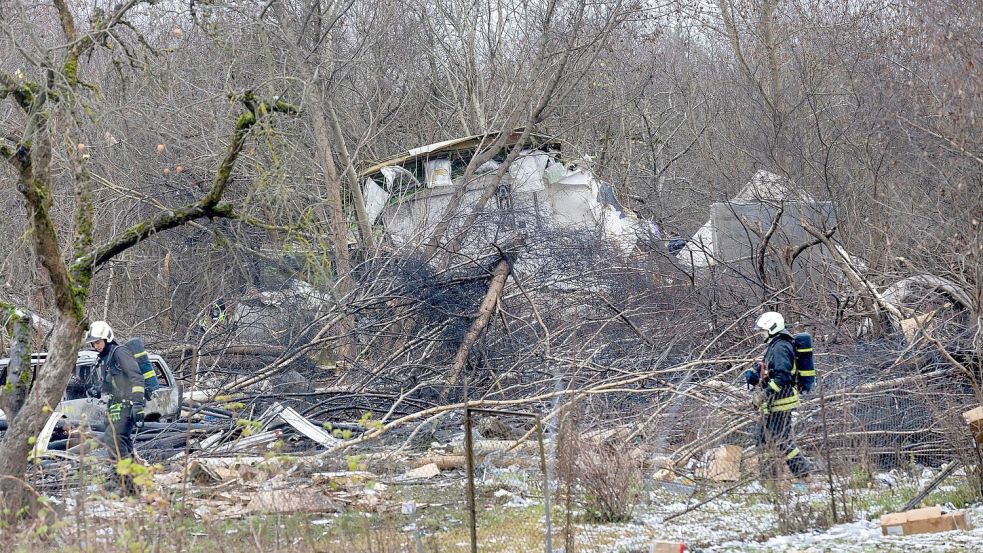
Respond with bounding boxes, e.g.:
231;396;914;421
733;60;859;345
744;369;759;387
86;386;101;398
133;405;145;429
108;402;123;423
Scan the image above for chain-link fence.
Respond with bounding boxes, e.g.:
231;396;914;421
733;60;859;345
461;407;554;553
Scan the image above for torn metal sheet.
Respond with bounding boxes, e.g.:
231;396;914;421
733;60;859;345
265;402;340;449
209;429;282;454
360;131;647;254
30;411;65;462
197;430;229;451
362;177;391;226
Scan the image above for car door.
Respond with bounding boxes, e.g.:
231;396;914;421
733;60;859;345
144;355;181;421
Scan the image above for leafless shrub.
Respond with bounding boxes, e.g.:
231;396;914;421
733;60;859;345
557;408;643;524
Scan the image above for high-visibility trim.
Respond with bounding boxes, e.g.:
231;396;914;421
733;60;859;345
770;389;801;412
798;369;816;376
768;380;781;392
133;351;148;358
770;401;800;412
786;448;801;460
772;390;799;403
143;370;156;379
132;386;145;393
772;396;799;407
796;348;813;353
761;389;800;413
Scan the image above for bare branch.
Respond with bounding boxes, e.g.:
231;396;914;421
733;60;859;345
71;96;298;273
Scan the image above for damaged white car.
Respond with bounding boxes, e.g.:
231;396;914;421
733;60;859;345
0;350;183;427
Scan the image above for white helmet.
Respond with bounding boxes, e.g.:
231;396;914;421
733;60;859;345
85;320;114;344
755;312;785;336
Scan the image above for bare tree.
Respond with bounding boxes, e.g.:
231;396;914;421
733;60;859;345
0;1;296;519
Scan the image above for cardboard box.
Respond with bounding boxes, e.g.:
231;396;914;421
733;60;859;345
962;406;983;445
879;506;973;536
699;445;742;482
650;541;685;553
900;311;935;343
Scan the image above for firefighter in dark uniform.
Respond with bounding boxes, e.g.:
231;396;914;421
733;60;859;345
745;311;812;479
85;321;146;492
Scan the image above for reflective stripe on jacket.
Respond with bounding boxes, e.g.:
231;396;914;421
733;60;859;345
760;331;799;413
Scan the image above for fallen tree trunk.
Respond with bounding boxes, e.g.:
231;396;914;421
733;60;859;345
447;247;517;389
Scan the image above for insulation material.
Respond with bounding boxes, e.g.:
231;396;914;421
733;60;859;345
508;150;548;193
677;221;715;268
424;158;453;188
362;177;390;226
600;205;640;254
544;158;568;185
698;444;742;482
549;168;601;227
963;406;983;446
475;159;500;174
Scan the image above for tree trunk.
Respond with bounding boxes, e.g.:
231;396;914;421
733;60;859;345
0;315;84;518
0;309;33;421
447;252;515;389
308;97;356;364
327;100;375;250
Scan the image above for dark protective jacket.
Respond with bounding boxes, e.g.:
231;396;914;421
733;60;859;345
760;331;799;413
98;342;146;409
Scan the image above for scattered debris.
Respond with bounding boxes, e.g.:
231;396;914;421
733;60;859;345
452;439;536;455
414;454;466;470
245;489;338;514
402;462;440;480
698;445;742;482
311;471;376;487
185;459;225;485
962;406;983;445
650;540;687;553
879;506;972;536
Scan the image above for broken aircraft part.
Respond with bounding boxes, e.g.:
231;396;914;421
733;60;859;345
359;130;646;253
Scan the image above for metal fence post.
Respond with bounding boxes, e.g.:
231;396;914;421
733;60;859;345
536;417;553;553
464;406;478;553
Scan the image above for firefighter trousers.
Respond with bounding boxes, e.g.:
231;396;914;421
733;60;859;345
758;410;811;478
99;402;135;462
